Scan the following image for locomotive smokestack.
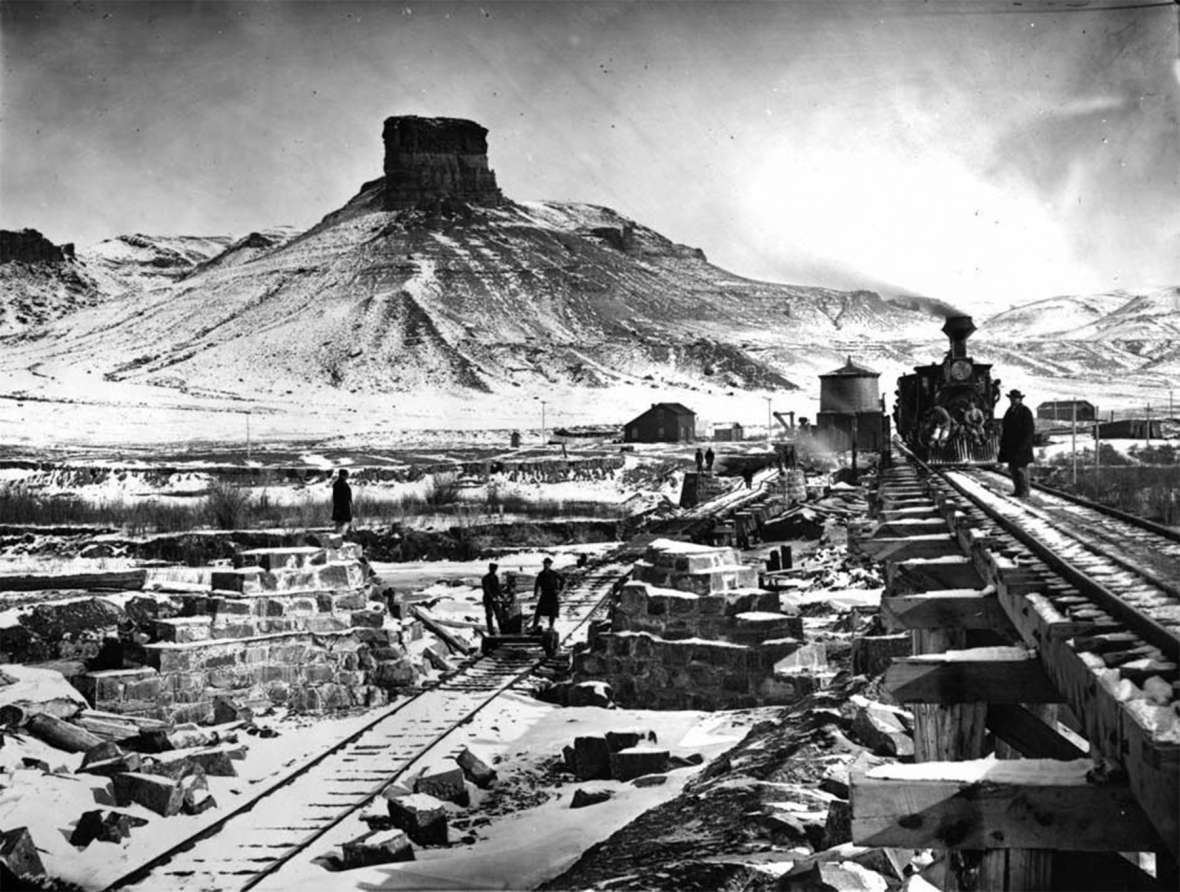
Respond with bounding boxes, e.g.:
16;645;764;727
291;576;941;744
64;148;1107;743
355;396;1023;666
942;315;975;359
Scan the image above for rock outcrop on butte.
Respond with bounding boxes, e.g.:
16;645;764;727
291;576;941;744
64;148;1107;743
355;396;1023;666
0;229;74;264
382;116;503;211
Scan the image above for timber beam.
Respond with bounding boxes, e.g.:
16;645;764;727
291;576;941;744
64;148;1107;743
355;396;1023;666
986;704;1088;761
886;557;985;595
851;758;1159;852
885;647;1063;704
860;535;964;563
882;589;1013;633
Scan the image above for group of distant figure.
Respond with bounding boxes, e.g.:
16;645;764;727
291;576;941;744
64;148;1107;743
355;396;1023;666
693;447;715;472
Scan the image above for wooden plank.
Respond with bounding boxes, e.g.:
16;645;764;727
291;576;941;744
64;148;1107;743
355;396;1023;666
859;535;963;563
0;569;146;592
851;759;1157;851
986;704;1087;761
873;520;950;538
410;606;474;656
882;590;1012;632
886;558;984;595
885;650;1063;704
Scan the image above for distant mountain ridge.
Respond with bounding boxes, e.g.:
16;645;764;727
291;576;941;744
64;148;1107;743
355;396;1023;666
981;288;1180;340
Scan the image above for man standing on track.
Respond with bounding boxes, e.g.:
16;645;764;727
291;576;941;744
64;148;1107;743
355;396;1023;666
530;557;563;633
481;562;503;636
998;389;1036;498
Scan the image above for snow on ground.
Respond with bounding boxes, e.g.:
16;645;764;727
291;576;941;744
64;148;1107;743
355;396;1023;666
0;706;394;890
259;691;766;892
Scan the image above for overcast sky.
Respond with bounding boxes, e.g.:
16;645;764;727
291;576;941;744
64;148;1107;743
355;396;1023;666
2;0;1178;313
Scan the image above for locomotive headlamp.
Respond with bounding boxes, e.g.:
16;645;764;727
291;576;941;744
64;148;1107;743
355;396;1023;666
949;359;973;382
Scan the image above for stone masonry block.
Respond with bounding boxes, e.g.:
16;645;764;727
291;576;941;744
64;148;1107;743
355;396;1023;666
341;828;414;868
413;765;468;805
385;792;448;846
573;735;612;780
153;618;212;644
456;747;497;788
112;772;185;816
0;827;45;881
210;568;264;594
609;747;669;782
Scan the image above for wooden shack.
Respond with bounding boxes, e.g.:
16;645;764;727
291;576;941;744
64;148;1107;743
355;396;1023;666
623;403;696;443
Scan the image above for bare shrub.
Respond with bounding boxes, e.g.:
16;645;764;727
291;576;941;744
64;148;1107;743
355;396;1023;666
205;480;253;530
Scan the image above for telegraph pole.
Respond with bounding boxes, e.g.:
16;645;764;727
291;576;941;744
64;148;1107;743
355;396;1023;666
540;400;547;445
1071;401;1077;487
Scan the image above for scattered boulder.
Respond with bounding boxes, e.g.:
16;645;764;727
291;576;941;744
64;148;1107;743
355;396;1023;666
78;741;142;777
340;828;415;869
144;745;242;779
180;771;217;815
819;761;851;799
456;747;496;789
604;730;644;752
570;788;613;809
413;764;468;806
573;735;612;781
0;827;44;883
568;681;613;708
850;699;913;758
20;757;49;772
609;747;669;782
824;798;852;846
631;774;668;787
212;696;253;725
69;809;149;847
112;771;187;817
385;792;449;846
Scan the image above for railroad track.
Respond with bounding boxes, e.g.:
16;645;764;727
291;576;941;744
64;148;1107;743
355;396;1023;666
943;466;1180;662
104;480;775;892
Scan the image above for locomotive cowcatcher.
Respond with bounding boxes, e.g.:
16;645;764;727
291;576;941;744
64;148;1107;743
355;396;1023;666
893;315;1001;464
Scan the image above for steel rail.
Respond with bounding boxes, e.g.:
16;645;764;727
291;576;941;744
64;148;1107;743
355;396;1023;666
237;567;622;892
1031;477;1180;544
103;563;620;892
103;479;770;891
909;453;1180;664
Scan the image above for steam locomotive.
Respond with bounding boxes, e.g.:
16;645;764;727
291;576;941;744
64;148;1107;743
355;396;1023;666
893;315;1001;464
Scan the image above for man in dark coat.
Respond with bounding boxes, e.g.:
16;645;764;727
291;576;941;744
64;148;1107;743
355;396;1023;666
705;447;715;471
998;389;1036;497
481;562;503;636
531;557;563;632
331;469;353;533
694;448;704;472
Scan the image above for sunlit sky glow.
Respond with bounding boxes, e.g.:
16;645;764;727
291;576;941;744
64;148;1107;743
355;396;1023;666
2;0;1178;316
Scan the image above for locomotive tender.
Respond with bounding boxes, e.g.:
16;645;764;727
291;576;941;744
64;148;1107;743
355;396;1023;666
893;315;1001;464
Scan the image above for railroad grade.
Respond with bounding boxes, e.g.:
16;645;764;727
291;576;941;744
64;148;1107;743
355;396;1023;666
103;473;770;892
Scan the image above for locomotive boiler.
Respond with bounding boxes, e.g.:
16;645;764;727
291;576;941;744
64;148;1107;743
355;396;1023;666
893;315;1001;464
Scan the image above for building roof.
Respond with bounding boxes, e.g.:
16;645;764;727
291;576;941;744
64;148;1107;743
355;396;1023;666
1038;399;1094;408
821;356;880;378
625;402;696;426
